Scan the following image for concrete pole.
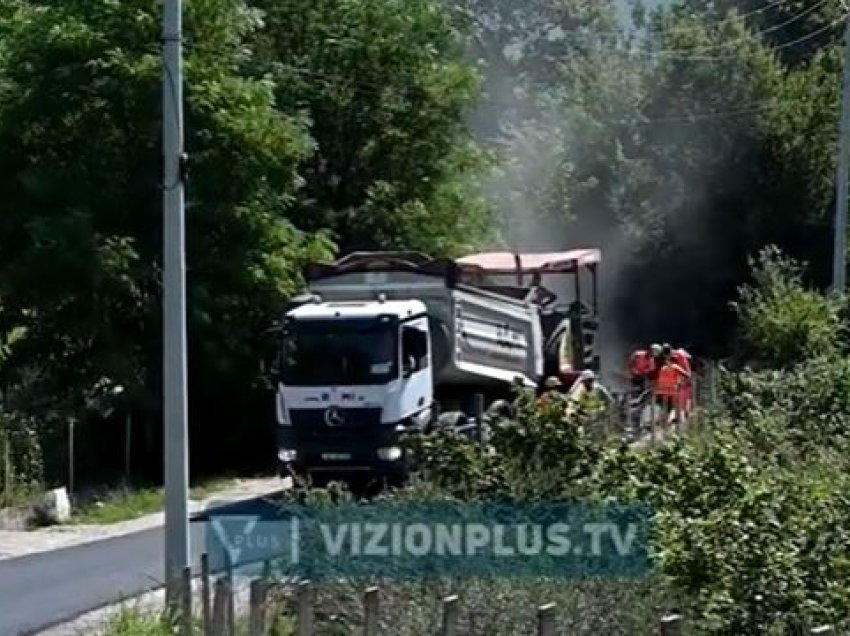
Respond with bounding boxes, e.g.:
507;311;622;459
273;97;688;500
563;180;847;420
833;12;850;293
162;0;190;608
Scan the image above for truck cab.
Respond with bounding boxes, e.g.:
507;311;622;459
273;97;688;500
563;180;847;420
275;298;432;483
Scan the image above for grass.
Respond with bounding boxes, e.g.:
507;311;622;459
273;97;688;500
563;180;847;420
99;578;668;636
101;606;295;636
0;481;41;509
100;609;174;636
70;476;243;525
97;578;666;636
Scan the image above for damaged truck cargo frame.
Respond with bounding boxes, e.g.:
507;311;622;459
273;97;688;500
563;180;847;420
271;249;601;484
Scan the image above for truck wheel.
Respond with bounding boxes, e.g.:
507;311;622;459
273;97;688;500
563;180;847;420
435;410;467;431
486;399;514;421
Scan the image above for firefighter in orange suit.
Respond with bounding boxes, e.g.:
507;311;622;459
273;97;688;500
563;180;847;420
669;346;693;417
654;352;690;424
628;343;662;392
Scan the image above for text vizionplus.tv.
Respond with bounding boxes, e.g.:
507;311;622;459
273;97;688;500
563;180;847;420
317;522;639;558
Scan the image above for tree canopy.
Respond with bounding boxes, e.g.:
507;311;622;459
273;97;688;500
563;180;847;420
0;0;846;478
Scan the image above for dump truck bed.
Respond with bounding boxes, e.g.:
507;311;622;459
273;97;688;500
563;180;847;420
304;258;543;388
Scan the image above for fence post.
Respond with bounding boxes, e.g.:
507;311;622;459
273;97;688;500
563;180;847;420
537;603;556;636
212;578;229;636
363;586;379;636
649;398;657;445
296;580;314;636
250;578;269;636
691;370;699;429
659;613;683;636
226;573;236;636
201;553;212;636
472;393;484;447
441;594;459;636
68;417;75;495
2;429;10;501
180;566;192;636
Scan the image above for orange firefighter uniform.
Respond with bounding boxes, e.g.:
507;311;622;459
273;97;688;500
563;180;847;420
670;348;692;415
629;350;655;377
628;348;658;393
654;360;689;422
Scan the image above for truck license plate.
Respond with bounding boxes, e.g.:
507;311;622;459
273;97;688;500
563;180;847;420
321;452;351;461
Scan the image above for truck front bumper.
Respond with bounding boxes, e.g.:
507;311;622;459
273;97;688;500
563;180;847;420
277;426;411;482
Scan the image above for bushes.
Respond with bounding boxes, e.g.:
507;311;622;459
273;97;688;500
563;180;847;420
723;356;850;453
0;409;43;506
360;247;850;633
732;246;844;368
400;362;850;634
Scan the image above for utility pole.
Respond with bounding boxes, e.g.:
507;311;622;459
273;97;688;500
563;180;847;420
833;8;850;293
162;0;190;608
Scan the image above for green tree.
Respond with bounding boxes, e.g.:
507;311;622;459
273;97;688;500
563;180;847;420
248;0;492;255
732;246;843;367
0;0;330;478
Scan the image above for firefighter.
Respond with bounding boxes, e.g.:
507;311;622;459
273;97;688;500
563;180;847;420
670;346;693;417
566;369;613;417
538;376;566;408
654;354;689;425
649;343;664;377
629;344;660;393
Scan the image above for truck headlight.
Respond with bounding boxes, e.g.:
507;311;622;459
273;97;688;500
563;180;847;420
278;448;297;462
377;446;402;461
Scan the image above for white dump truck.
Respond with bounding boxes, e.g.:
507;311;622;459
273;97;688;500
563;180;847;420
272;249;601;482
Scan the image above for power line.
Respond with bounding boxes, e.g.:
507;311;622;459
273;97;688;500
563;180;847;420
264;11;841;128
274;61;786;127
631;5;844;60
624;0;820;34
484;0;826;41
556;2;840;60
473;0;794;39
644;0;832;56
628;99;781;124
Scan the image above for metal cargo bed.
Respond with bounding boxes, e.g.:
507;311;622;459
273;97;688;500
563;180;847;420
303;252;541;387
301;250;601;388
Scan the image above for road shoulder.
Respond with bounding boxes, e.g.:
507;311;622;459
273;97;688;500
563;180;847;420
0;476;285;561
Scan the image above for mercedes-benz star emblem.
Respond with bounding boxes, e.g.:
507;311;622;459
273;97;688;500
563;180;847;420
324;406;345;427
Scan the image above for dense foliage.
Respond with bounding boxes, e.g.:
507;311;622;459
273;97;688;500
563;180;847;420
398;248;850;634
0;0;847;493
0;0;488;483
1;1;849;632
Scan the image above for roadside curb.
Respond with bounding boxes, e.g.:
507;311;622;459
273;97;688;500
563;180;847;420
0;477;287;561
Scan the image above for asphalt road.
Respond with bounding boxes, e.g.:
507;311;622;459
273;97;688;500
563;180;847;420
0;493;286;636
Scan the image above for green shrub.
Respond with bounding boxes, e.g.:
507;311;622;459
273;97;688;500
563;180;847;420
398;359;850;634
0;409;43;506
732;246;843;368
723;357;850;453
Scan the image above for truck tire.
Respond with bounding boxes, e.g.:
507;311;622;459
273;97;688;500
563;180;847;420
435;410;467;431
486;399;514;421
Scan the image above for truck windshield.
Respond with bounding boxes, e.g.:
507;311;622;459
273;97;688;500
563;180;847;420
279;320;398;386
